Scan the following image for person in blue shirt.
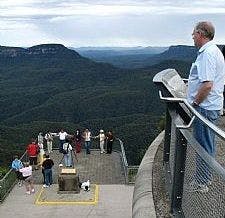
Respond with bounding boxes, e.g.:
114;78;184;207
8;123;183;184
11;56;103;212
187;21;225;193
11;155;24;186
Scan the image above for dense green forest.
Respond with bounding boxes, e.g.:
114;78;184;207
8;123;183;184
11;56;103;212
0;44;192;167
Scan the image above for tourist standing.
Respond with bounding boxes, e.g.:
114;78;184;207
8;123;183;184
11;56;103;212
94;129;106;154
106;131;114;154
42;154;54;188
37;142;45;169
45;131;54;153
62;139;73;167
37;132;44;145
27;139;39;170
83;128;91;154
73;129;82;153
187;21;225;192
11;155;23;186
19;162;35;194
58;129;68;153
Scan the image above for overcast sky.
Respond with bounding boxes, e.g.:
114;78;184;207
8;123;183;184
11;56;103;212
0;0;225;47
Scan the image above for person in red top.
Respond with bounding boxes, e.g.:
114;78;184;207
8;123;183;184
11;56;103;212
27;139;39;170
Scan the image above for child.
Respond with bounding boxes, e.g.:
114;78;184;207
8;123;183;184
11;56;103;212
19;162;35;194
11;155;23;186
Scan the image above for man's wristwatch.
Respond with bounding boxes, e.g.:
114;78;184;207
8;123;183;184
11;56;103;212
192;101;199;107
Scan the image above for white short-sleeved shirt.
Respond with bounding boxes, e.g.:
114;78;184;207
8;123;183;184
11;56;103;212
59;132;67;140
99;133;105;142
84;131;91;141
19;166;32;177
187;41;225;110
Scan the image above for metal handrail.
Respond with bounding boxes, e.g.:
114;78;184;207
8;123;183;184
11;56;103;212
184;99;225;140
116;137;128;167
176;116;195;129
159;90;225;140
115;137;129;183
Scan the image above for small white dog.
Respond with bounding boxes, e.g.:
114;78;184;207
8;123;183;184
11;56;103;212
81;180;90;191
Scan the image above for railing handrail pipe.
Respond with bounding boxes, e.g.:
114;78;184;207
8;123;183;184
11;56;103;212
159;90;225;141
116;137;128;167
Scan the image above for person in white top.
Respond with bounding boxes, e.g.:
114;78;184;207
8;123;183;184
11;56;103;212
94;129;106;154
58;129;68;153
37;132;44;144
62;139;73;167
45;131;54;153
187;21;225;192
83;128;91;154
37;132;44;164
37;142;45;168
19;162;35;195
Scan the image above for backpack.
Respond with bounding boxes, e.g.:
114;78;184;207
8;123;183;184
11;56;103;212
62;143;69;154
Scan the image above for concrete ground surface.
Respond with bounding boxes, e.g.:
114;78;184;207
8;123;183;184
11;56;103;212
1;149;133;218
32;150;125;185
0;184;134;218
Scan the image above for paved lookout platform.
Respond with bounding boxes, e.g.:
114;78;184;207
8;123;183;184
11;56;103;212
0;150;134;218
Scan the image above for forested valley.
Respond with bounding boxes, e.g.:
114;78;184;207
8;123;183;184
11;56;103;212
0;44;195;169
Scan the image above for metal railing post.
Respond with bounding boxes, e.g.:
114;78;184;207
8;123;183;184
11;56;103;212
171;127;187;216
164;104;172;163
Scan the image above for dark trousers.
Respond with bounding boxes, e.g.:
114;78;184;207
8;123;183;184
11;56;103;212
42;169;45;184
44;168;53;186
59;140;65;153
85;141;91;154
29;156;37;165
107;141;113;154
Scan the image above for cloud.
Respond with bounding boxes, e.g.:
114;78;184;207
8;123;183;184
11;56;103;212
1;0;225;20
0;0;225;47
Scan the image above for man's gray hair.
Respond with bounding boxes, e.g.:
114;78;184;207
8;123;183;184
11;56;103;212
195;21;215;40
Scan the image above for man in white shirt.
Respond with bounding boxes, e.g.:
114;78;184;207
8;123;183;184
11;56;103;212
187;21;225;192
58;129;68;153
94;129;106;154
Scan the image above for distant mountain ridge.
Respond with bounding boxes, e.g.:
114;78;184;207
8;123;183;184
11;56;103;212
75;46;168;56
77;44;224;69
158;45;197;60
75;45;196;69
0;44;81;58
